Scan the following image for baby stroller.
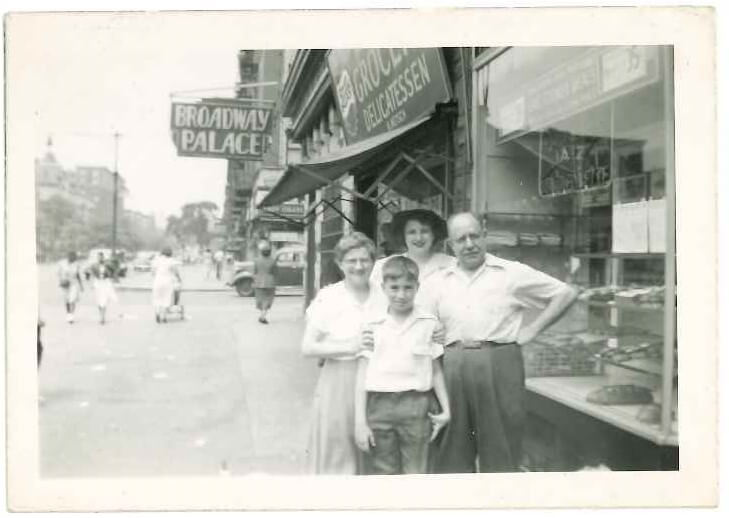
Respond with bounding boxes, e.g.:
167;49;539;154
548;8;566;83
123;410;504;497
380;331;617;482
162;282;185;322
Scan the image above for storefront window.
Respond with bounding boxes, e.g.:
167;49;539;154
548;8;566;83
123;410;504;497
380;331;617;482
474;46;676;454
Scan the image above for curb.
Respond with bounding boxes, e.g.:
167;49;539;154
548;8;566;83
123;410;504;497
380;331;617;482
116;285;303;296
117;286;230;293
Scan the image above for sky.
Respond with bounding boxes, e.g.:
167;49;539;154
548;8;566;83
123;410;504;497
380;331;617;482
28;13;249;226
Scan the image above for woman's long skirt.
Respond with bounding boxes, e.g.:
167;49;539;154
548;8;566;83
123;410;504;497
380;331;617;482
94;278;117;308
254;287;275;310
152;277;174;312
306;358;364;475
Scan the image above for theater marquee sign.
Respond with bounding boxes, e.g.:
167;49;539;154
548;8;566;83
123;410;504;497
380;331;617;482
327;48;452;144
170;100;272;159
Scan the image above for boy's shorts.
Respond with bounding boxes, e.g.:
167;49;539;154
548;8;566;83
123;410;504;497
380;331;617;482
365;390;438;475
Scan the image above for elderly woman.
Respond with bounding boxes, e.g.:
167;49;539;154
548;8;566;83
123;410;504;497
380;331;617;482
370;209;455;307
302;231;379;475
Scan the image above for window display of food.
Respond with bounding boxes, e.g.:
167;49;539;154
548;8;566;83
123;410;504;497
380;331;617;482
585;384;654;405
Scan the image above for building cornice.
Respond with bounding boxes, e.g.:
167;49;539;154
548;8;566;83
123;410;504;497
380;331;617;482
290;67;332;141
280;50;311;116
280;50;330;123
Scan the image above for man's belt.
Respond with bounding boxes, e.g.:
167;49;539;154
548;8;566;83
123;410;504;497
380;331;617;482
446;340;515;349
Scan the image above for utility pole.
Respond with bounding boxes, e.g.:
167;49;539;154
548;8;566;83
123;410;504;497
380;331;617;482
111;132;121;261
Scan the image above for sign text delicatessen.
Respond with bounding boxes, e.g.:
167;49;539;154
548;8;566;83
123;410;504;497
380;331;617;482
328;48;452;145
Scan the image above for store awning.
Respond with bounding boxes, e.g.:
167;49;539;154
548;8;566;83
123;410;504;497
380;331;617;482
259;114;434;208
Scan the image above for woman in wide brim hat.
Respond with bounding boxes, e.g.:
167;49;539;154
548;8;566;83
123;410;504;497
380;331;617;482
370;208;455;307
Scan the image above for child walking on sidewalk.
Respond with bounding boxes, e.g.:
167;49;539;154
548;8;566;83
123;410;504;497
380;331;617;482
354;256;450;474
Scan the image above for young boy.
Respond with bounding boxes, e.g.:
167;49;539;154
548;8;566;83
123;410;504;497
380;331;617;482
354;256;450;474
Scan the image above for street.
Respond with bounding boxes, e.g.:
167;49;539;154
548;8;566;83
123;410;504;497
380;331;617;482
38;263;318;477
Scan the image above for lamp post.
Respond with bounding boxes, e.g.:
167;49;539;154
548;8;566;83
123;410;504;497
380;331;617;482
111;131;121;261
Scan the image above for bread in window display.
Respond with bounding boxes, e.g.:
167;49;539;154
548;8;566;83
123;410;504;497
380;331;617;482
586;384;654;405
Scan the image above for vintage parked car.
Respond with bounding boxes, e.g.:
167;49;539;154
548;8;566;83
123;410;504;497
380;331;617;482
132;250;157;272
83;248;129;279
228;245;305;297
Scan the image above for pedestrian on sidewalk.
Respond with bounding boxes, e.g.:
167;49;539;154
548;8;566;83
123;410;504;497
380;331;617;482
57;250;84;324
253;240;276;324
203;248;214;279
151;247;182;323
214;249;225;281
90;252;118;325
37;316;44;367
301;232;378;475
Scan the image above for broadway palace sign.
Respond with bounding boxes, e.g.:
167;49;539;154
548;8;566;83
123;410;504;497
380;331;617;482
170;100;273;159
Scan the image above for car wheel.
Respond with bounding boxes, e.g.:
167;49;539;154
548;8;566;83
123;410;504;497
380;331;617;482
235;278;254;297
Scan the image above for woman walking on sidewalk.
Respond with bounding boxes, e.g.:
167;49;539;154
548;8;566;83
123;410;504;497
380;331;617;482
57;250;84;324
301;232;378;475
90;252;118;325
152;247;182;323
253;240;277;324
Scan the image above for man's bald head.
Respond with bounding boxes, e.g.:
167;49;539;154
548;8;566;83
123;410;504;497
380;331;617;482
447;212;487;272
447;212;482;236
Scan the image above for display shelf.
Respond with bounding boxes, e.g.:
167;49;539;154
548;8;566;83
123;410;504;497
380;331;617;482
582;300;664;313
598;357;669;377
526;376;678;446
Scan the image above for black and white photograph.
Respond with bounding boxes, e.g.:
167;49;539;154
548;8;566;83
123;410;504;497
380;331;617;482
5;5;719;511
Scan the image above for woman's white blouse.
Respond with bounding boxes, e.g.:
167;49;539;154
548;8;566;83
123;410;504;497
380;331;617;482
302;281;379;360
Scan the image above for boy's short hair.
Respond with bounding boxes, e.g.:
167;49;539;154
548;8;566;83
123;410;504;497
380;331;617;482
381;255;419;283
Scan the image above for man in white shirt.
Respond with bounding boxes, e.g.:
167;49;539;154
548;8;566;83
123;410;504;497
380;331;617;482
431;212;577;473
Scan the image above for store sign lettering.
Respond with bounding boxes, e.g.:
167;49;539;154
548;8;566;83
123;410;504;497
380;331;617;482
328;48;452;144
538;131;612;197
170;101;272;159
497;46;659;141
275;203;305;217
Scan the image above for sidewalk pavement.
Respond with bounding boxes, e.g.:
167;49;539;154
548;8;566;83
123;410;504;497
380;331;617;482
118;263;231;292
118;263;303;296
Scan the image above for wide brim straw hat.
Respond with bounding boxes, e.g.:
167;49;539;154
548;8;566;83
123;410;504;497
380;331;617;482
391;209;448;248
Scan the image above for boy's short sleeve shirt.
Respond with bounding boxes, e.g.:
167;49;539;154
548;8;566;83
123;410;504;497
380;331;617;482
361;307;443;392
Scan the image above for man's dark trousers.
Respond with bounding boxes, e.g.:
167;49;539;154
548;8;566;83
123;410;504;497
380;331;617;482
435;342;526;473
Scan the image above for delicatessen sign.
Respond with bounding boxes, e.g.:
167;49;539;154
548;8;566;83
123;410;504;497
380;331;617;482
170;101;272;159
328;48;452;144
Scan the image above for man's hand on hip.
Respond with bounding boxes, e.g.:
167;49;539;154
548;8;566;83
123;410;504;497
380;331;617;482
516;325;539;345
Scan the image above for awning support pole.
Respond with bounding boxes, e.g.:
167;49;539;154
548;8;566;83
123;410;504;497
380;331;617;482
401;152;457;203
377;198;400;215
406;148;456;164
301;198;328;227
361;154;405;198
322;198;355;227
373;161;417;204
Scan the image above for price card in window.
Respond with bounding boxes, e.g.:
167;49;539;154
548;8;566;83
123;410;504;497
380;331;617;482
648;198;667;253
612;200;649;253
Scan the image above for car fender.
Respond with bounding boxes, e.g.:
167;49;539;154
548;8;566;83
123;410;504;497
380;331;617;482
231;271;254;285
